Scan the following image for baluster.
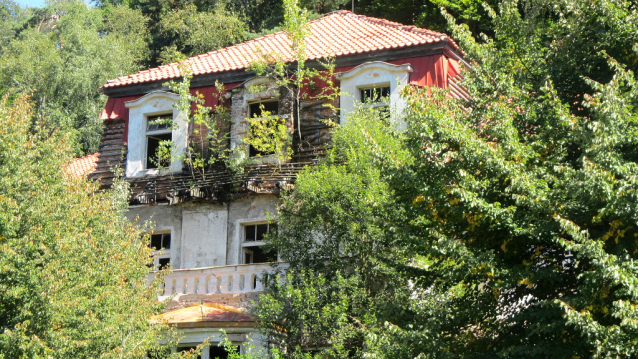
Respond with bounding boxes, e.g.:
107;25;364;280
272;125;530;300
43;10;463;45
193;277;200;294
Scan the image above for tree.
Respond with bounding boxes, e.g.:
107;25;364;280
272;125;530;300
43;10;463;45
0;94;181;358
0;0;149;155
255;0;638;357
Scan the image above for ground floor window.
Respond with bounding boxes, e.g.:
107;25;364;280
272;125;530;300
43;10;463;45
177;344;239;359
242;222;277;264
149;231;171;270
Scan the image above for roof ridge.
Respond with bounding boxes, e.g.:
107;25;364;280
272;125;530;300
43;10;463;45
102;11;461;90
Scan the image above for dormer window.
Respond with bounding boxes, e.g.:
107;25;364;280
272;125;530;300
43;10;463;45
124;91;186;177
337;61;412;124
146;114;173;169
248;100;279;157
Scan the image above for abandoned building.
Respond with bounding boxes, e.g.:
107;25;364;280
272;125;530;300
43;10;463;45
77;10;467;357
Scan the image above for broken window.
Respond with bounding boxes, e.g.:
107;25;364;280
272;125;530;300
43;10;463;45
247;101;279;157
360;85;391;104
146;113;173;169
149;232;171;270
176;344;238;359
242;223;277;264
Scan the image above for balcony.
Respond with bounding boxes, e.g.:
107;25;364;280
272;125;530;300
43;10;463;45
148;262;287;301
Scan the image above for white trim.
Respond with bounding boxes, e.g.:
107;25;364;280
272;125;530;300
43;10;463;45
125;91;181;108
337;61;412;125
125;91;188;177
234;218;271;264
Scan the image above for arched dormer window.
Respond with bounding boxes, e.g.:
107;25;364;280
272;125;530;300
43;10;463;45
125;91;188;177
337;61;413;124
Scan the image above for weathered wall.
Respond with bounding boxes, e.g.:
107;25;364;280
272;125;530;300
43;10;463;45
127;194;279;270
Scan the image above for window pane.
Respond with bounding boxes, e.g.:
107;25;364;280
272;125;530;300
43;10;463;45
150;234;162;250
245;225;256;241
162;233;171;249
245;245;276;263
147;114;172;131
146;133;172;169
360;86;390;102
256;224;269;241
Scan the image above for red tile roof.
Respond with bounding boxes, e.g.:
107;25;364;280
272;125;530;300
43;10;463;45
102;11;459;89
68;153;99;177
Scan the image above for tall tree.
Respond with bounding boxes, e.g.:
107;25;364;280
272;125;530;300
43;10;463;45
255;0;638;357
0;0;149;155
0;94;178;358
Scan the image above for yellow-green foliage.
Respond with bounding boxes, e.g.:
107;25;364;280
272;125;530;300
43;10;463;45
0;94;180;358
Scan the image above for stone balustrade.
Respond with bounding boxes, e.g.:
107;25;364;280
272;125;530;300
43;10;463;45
148;262;287;301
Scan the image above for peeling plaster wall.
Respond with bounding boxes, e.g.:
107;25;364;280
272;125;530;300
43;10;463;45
181;204;228;268
126;204;184;267
126;195;280;270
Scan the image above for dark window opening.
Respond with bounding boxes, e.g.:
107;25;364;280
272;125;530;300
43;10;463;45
150;233;171;250
248;101;279;157
175;345;238;359
360;86;390;103
157;257;170;270
210;345;238;359
244;245;277;264
146;133;172;169
249;101;278;117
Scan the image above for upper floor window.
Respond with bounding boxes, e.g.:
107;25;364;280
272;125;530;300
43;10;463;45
149;231;171;270
360;85;391;106
242;222;277;264
124;91;187;177
337;61;412;124
248;100;279;157
146;113;173;169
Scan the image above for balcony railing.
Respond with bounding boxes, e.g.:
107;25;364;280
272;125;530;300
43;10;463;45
148;262;287;301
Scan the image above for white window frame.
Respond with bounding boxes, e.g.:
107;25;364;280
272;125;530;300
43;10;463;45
337;61;412;124
239;221;277;264
125;91;188;177
149;230;172;270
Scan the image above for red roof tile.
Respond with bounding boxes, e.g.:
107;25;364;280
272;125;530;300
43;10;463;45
102;11;459;89
67;153;99;177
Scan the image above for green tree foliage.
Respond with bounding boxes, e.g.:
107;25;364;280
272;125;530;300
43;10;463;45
156;3;245;63
96;0;246;65
256;0;638;357
0;94;178;358
0;0;148;155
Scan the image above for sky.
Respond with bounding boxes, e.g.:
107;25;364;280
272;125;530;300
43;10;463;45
13;0;48;7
